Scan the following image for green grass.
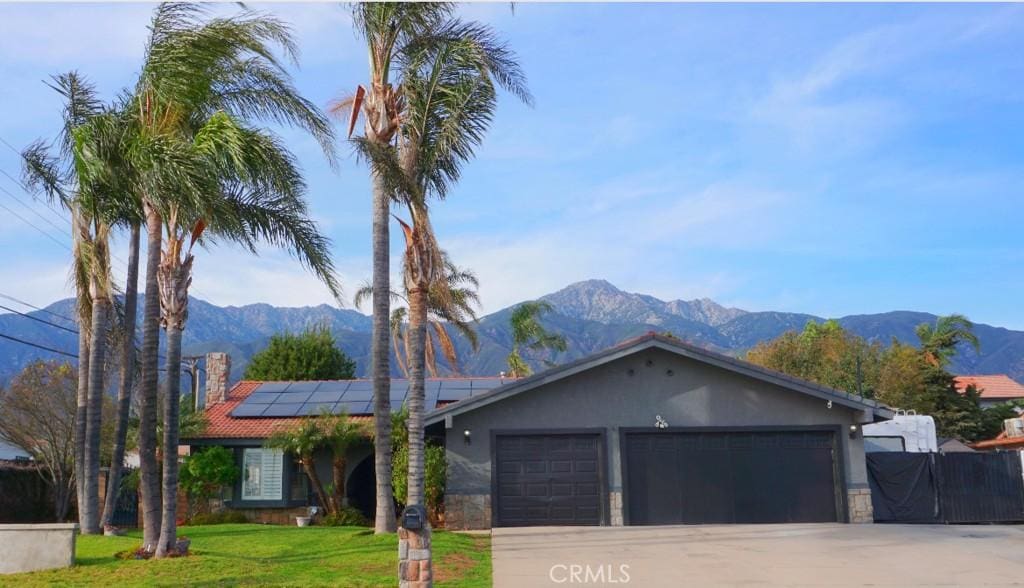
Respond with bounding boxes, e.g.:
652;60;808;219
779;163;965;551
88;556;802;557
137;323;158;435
0;524;491;587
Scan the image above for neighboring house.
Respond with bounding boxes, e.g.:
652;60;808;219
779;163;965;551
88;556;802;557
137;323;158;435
186;334;893;529
954;375;1024;408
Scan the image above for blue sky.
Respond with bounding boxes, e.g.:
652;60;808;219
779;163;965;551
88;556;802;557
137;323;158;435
0;3;1022;328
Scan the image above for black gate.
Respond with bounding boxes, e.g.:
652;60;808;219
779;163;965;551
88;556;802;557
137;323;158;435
110;469;139;528
867;452;1024;524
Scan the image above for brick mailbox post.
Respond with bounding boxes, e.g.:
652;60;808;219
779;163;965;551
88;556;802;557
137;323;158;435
398;505;432;587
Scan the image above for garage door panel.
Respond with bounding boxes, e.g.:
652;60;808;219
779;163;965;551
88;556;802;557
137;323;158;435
626;430;839;525
495;433;604;527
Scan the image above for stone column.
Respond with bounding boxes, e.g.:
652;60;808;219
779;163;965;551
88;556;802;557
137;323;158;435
847;488;874;523
398;524;432;587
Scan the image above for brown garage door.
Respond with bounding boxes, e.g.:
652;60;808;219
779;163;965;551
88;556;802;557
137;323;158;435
624;430;840;525
494;433;604;527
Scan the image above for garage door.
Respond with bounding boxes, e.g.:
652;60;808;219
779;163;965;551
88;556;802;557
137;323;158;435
624;430;839;525
495;433;604;527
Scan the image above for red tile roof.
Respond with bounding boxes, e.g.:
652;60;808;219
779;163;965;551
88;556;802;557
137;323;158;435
971;431;1024;450
190;381;374;440
190;377;507;441
954;375;1024;400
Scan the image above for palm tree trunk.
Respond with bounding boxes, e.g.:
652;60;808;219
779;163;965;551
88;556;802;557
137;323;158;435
74;322;89;525
406;286;427;507
138;204;162;550
101;222;140;529
81;294;109;534
155;322;183;558
303;456;332;515
332;455;347;512
370;171;396;533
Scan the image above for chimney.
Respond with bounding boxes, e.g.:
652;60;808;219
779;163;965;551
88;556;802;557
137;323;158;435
205;352;232;410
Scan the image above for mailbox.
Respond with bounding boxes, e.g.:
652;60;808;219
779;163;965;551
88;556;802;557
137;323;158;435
401;504;428;530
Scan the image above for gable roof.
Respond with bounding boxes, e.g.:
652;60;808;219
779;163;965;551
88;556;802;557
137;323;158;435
954;375;1024;400
426;332;893;425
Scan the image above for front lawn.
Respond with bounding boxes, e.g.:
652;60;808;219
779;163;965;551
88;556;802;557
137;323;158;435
0;524;490;587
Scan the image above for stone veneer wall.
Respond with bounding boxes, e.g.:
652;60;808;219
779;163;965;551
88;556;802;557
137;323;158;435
847;488;874;523
205;352;232;409
444;494;490;530
609;491;623;526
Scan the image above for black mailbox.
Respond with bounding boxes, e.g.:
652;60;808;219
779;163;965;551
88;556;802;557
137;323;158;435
401;504;427;530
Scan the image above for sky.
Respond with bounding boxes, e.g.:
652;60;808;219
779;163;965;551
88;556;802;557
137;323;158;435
0;3;1022;328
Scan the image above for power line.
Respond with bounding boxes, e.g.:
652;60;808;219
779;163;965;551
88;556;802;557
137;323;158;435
0;292;77;325
0;199;72;252
0;303;78;334
0;182;69;235
0;331;77;358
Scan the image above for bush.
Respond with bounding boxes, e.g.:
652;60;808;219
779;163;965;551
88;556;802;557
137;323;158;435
320;507;370;527
392;443;447;524
188;511;249;526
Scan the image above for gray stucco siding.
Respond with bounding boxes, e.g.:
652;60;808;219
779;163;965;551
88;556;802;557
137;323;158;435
445;347;867;498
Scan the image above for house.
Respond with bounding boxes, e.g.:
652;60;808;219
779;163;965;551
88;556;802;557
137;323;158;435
187;334;893;528
182;352;507;524
954;375;1024;408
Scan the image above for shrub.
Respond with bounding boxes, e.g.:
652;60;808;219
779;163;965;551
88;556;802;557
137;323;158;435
180;446;238;517
320;507;370;527
392;443;447;524
188;511;249;526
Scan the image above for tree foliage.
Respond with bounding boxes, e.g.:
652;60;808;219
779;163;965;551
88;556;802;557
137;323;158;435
506;301;567;377
244;327;356;381
180;446;238;517
747;316;1009;442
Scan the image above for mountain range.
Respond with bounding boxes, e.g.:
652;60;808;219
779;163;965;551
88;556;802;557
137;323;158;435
1;279;1022;385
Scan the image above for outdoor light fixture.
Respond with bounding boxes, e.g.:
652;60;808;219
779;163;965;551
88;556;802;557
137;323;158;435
655;415;669;429
849;424;858;439
463;429;472;445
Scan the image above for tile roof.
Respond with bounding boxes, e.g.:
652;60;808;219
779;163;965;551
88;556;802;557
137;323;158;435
190;377;505;441
970;431;1024;450
954;375;1024;400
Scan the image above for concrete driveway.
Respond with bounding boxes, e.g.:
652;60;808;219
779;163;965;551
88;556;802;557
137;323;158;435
491;524;1024;587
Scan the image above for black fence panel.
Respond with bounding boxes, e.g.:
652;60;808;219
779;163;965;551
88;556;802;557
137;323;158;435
867;453;939;523
110;468;139;528
937;452;1024;524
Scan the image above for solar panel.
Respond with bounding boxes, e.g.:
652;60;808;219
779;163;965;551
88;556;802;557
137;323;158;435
256;382;291;393
261;403;304;417
276;390;313;404
338;400;371;415
297;402;337;416
247;392;282;404
284;381;321;393
308;390;345;404
439;388;472;402
317;381;350;394
344;387;374;401
231;402;269;417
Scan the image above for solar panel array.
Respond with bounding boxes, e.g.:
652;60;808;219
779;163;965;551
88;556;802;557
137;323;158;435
231;378;505;419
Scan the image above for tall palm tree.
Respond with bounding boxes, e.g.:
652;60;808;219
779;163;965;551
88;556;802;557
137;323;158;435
21;73;124;535
385;17;531;507
338;2;452;533
915;314;980;368
507;301;567;377
126;4;336;554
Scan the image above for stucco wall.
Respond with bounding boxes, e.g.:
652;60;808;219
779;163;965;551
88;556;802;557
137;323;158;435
0;523;77;574
444;348;869;523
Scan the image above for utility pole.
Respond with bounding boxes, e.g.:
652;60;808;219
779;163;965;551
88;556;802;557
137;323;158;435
181;356;204;411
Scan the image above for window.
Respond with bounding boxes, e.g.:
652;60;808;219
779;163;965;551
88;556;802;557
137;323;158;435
242;448;283;500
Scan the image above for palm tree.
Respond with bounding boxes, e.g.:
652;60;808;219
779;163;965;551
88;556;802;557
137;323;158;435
125;4;337;555
915;314;980;368
101;221;140;529
321;412;369;513
384;16;531;509
266;420;331;514
507;301;567;377
21;73;124;535
337;2;452;533
355;261;481;378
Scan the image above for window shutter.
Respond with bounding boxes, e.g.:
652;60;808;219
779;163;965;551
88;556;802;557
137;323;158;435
262;449;283;500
